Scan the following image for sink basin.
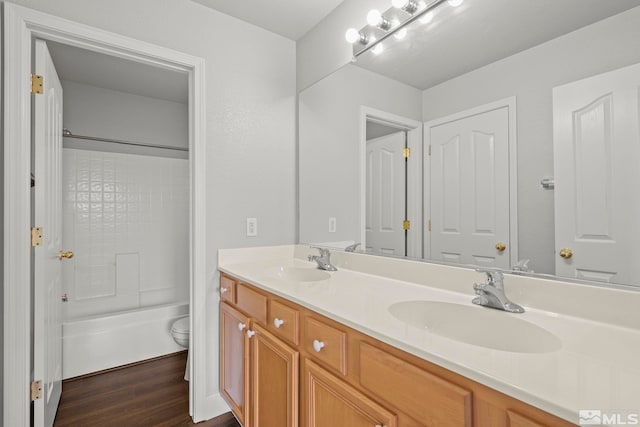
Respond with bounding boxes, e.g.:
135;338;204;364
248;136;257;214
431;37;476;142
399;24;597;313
267;266;331;282
388;301;561;353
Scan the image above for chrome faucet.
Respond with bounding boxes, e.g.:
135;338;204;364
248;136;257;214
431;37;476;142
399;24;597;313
472;268;524;313
344;242;361;252
308;247;338;271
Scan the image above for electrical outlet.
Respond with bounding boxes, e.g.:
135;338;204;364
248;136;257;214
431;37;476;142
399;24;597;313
246;218;258;237
329;217;337;233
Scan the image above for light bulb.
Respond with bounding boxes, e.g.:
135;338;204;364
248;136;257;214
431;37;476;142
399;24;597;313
392;0;409;8
419;11;434;24
345;28;360;44
367;9;383;26
372;43;384;55
394;27;408;40
448;0;464;7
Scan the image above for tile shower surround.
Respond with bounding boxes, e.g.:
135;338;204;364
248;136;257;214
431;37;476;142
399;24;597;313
62;148;189;319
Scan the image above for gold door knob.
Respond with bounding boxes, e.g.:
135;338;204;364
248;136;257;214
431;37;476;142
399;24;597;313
559;248;573;259
495;242;506;252
58;251;74;260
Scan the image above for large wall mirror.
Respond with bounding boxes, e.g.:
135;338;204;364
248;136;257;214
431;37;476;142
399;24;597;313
299;0;640;287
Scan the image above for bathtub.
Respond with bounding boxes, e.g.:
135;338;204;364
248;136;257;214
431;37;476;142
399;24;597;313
62;302;188;379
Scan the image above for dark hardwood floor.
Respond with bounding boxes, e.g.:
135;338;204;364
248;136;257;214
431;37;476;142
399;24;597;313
54;351;241;427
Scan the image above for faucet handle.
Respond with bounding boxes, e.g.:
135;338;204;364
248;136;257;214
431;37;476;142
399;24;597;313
475;268;504;286
345;243;361;252
310;246;330;257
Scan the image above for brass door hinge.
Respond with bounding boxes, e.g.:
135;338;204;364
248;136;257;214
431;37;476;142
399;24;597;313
403;147;411;158
31;227;43;247
428;144;432;156
427;219;431;231
31;74;43;94
31;380;42;401
403;220;411;231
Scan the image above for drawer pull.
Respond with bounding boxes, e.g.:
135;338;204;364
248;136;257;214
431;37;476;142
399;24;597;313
238;322;246;332
246;330;256;338
273;318;285;328
220;287;228;294
375;425;385;427
313;339;325;352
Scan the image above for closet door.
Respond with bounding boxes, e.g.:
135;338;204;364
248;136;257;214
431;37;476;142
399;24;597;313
553;62;640;285
428;106;511;269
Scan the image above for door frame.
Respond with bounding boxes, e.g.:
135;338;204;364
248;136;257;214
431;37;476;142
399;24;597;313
359;106;423;258
3;4;207;425
423;97;518;266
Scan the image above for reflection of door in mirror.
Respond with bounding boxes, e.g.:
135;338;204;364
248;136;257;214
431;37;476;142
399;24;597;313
425;101;515;270
553;62;640;286
366;130;407;256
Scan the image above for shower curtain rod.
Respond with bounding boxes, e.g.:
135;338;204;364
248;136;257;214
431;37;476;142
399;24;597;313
62;128;188;152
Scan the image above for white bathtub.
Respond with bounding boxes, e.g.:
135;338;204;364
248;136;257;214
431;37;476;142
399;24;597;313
62;302;188;379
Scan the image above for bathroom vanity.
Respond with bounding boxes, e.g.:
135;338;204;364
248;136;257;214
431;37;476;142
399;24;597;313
218;245;640;426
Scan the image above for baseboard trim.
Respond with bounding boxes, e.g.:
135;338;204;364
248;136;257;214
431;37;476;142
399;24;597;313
63;350;187;382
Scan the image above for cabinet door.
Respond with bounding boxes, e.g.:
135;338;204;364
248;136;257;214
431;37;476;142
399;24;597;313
303;359;397;427
220;302;250;425
250;323;299;427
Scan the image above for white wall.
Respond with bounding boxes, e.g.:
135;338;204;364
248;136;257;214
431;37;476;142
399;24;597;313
421;6;640;274
61;80;188;158
299;64;422;245
5;0;296;421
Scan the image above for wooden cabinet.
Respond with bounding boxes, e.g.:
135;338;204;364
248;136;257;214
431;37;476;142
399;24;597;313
220;279;298;427
220;302;250;426
303;359;397;427
219;275;577;427
250;323;299;427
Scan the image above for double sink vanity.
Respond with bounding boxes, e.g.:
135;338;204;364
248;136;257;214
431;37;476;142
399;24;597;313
218;245;640;426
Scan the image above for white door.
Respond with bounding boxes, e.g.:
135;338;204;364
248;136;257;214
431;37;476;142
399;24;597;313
33;39;65;427
366;131;406;255
553;63;640;285
428;107;511;269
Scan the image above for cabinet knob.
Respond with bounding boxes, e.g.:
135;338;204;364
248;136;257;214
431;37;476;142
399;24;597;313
313;340;325;352
273;318;284;328
238;322;246;331
246;330;256;339
495;242;506;252
220;287;228;294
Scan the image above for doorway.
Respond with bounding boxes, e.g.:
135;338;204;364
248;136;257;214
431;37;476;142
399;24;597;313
3;5;206;426
359;107;423;258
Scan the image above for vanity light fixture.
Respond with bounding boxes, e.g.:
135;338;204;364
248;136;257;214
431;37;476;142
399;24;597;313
345;28;369;44
347;0;450;58
392;0;421;14
367;9;393;30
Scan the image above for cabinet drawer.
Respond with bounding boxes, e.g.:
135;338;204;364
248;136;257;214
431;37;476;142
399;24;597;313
220;274;236;304
303;316;347;375
359;342;472;427
236;283;267;324
269;299;300;345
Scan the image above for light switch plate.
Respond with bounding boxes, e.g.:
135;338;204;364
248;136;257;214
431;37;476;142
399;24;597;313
246;218;258;237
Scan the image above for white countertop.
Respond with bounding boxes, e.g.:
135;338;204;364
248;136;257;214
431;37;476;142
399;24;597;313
218;246;640;424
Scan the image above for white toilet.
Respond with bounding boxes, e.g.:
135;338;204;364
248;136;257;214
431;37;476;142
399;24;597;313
171;316;190;381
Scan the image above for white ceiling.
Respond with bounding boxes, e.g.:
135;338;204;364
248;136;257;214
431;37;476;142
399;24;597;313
189;0;345;40
47;41;188;104
355;0;640;90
